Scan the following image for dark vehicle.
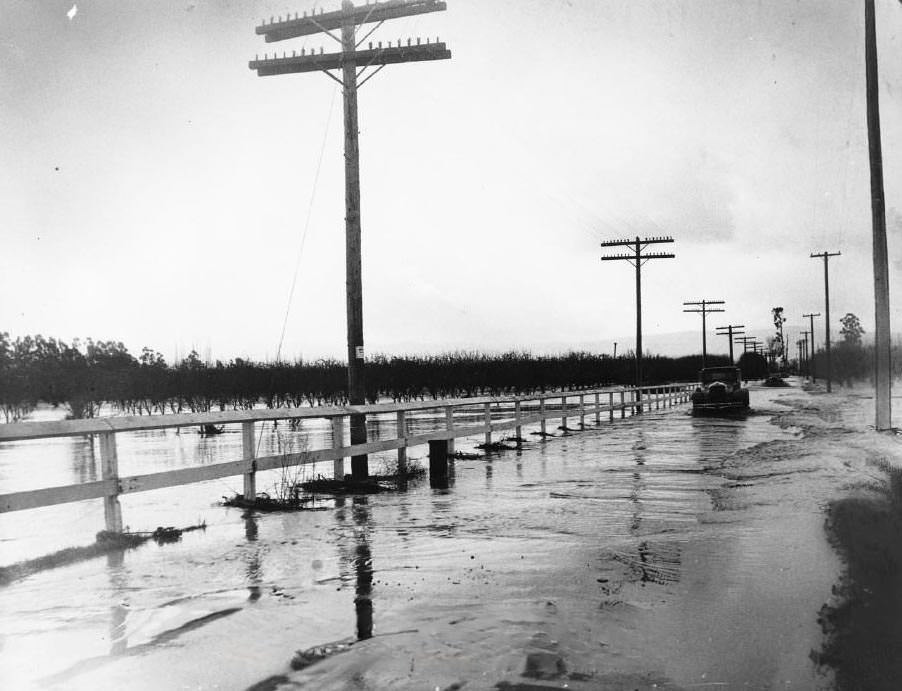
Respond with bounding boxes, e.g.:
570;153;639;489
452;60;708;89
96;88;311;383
691;366;750;412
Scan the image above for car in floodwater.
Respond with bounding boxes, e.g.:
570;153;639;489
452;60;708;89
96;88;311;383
691;366;750;413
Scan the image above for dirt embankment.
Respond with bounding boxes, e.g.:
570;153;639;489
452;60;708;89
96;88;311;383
777;392;902;689
818;451;902;688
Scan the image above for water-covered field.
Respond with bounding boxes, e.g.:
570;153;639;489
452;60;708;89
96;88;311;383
0;383;898;689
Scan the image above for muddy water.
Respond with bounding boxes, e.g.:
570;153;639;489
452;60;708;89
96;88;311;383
0;386;843;689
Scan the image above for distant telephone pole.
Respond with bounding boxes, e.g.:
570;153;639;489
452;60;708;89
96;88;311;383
801;329;811;377
810;252;840;393
865;0;892;430
250;1;451;477
735;336;756;354
716;324;744;365
802;312;820;381
683;299;725;368
601;236;675;408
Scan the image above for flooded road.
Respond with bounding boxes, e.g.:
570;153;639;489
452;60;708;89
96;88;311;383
0;385;862;689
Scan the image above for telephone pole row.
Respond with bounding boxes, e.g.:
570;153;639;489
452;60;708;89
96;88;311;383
683;299;725;368
810;251;839;393
716;324;744;365
802;312;820;382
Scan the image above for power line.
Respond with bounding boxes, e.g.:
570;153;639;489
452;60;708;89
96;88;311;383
276;87;338;363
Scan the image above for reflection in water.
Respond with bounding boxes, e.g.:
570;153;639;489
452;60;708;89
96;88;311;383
629;430;648;535
336;496;374;640
352;498;373;640
106;550;129;655
619;428;683;586
72;435;97;484
621;540;682;585
243;511;262;602
692;414;743;465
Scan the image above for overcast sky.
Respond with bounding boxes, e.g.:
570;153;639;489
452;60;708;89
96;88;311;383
2;0;901;362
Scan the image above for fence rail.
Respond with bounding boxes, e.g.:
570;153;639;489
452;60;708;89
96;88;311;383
0;384;695;528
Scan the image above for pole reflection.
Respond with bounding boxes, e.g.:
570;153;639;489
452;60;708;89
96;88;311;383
106;550;129;655
335;496;374;641
74;435;98;485
243;511;263;602
624;429;682;586
351;497;373;640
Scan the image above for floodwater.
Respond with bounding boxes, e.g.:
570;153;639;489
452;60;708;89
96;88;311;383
0;386;847;689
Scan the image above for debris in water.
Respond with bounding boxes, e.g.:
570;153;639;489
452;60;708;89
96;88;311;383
0;522;206;587
451;451;483;460
476;441;517;452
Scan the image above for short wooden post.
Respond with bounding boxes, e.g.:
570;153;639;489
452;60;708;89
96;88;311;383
540;397;547;435
561;395;567;429
99;432;123;533
331;416;345;479
595;393;601;424
242;421;257;501
620;390;625;418
429;439;449;487
445;406;455;455
396;410;407;475
514;400;522;442
608;392;614;421
656;388;661;410
579;394;585;427
484;402;492;447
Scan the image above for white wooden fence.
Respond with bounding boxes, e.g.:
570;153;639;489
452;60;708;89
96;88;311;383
0;384;694;532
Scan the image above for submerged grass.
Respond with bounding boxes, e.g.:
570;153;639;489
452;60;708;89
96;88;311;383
223;460;428;507
0;522;206;587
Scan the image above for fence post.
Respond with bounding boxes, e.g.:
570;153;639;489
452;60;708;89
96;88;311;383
514;400;522;442
445;406;455;456
579;394;585;427
429;439;449;488
331;416;345;479
242;421;257;502
561;395;567;430
99;432;123;533
656;388;661;410
595;393;601;424
540;397;547;435
609;391;614;421
620;390;625;418
484;402;492;447
396;410;407;475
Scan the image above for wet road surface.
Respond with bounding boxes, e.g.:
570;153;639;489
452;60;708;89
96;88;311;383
0;385;855;689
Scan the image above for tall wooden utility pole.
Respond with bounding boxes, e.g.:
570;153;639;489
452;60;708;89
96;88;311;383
865;0;892;430
802;312;820;381
716;324;744;365
251;1;451;477
810;252;840;393
683;300;725;368
601;236;675;412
